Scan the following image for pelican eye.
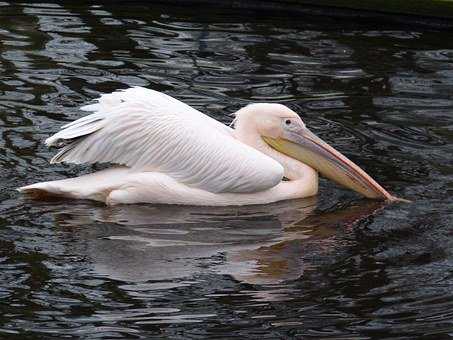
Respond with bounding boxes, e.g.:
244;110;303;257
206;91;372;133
285;119;292;125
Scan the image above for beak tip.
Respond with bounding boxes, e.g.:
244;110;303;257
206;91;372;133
386;195;412;204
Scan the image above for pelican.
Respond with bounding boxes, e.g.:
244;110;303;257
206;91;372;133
19;87;397;206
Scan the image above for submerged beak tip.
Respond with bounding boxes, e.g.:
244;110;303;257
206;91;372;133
387;195;412;204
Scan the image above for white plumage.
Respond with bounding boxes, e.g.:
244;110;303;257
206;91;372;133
45;87;283;194
19;86;394;205
20;87;304;205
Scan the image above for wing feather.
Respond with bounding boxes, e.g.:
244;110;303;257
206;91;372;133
45;87;284;193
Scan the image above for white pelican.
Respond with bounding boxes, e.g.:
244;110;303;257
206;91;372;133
19;87;397;206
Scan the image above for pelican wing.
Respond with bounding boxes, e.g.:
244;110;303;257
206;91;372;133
45;87;283;193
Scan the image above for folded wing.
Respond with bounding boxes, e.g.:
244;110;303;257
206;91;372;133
46;87;283;194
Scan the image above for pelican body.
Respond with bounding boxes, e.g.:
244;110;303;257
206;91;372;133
19;87;395;205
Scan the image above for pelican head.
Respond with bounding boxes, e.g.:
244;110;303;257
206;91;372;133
234;103;394;200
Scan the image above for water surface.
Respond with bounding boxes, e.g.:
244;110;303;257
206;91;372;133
1;2;453;339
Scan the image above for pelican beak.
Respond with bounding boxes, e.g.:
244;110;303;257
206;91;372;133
263;127;395;200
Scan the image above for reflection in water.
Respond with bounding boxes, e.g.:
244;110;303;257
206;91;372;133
52;198;385;286
1;1;453;339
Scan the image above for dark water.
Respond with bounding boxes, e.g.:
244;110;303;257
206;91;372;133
1;2;453;339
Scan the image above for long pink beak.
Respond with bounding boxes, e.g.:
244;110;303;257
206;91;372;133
264;127;396;201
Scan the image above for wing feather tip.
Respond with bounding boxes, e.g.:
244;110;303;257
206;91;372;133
80;103;100;112
45;136;56;147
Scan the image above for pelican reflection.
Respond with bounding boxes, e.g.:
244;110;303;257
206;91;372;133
53;198;385;285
